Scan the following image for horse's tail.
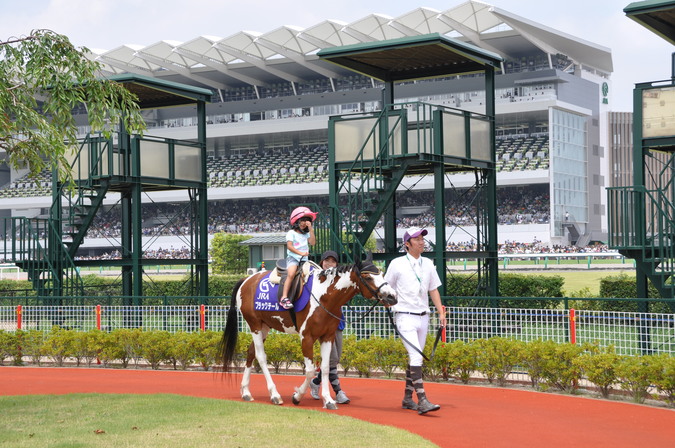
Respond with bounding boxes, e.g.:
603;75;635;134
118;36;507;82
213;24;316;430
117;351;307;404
217;277;245;373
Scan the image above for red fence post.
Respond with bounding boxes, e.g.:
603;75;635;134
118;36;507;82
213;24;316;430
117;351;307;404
199;304;206;332
569;308;576;344
16;305;22;330
441;305;446;343
96;305;102;365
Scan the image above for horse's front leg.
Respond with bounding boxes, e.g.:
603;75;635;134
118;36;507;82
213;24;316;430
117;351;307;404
292;355;316;406
294;339;337;409
250;331;283;405
318;340;338;409
292;336;326;407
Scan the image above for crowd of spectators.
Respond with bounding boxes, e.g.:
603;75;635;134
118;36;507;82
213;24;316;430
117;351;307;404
73;240;611;262
81;185;551;240
74;247;193;261
444;240;609;254
59;182;617;261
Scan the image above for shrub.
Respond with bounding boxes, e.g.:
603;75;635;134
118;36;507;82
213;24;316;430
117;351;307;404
21;330;47;366
263;333;303;374
208;275;245;303
447;273;564;308
194;330;223;371
169;331;199;370
99;331;128;367
616;355;659;403
596;273;670;313
71;330;105;367
426;340;450;381
43;326;76;366
103;328;143;368
538;342;583;393
650;353;675;407
574;345;620;398
347;338;379;378
475;337;525;386
520;339;556;389
445;340;478;384
139;330;172;369
0;330;19;365
339;335;358;376
370;336;407;378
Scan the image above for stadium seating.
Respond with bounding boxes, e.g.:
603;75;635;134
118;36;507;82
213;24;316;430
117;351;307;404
0;135;550;198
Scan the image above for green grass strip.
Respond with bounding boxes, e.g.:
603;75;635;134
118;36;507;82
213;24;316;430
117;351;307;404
0;394;438;448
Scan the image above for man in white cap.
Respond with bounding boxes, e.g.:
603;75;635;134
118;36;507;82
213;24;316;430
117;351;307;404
384;227;447;415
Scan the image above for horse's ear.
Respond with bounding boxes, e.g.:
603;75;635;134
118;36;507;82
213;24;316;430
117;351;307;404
365;251;373;263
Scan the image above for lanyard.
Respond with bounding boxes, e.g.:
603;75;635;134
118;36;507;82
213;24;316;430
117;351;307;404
406;254;422;285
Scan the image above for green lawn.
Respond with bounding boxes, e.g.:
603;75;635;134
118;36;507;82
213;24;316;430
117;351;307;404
0;394;437;448
526;270;630;296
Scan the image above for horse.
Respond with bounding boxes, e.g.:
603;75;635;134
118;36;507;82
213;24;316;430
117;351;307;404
216;258;397;409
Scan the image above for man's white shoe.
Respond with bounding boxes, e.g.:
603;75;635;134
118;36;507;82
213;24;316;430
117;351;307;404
309;381;320;400
335;390;350;404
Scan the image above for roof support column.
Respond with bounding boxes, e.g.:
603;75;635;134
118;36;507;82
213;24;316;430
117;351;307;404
485;65;499;301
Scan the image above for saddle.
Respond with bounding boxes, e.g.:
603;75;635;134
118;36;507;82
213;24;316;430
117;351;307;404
269;259;319;304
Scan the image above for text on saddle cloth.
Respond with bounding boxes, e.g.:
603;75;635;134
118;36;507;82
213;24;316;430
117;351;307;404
254;271;315;312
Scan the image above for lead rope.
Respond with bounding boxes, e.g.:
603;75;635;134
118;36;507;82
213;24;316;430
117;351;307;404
310;265;383;325
385;307;430;362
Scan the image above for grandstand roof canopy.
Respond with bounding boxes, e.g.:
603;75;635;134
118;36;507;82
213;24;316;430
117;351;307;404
108;74;212;109
625;0;675;45
317;33;502;81
89;1;613;92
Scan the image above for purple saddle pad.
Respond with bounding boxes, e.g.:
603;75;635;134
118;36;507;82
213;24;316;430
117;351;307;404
253;269;314;312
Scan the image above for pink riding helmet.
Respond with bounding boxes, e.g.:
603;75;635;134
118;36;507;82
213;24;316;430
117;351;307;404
290;206;318;226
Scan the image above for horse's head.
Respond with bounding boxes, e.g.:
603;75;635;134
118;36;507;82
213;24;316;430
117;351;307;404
353;259;397;306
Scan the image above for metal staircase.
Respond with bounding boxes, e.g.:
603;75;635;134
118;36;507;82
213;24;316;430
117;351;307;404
1;217;83;298
608;185;675;310
333;109;412;255
1;133;115;297
327;100;500;304
59;134;113;259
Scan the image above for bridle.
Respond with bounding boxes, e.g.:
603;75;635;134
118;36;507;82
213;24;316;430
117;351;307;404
353;261;391;299
310;262;390;324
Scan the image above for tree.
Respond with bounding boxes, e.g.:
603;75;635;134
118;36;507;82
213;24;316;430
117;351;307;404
0;29;146;180
210;233;252;274
341;230;377;256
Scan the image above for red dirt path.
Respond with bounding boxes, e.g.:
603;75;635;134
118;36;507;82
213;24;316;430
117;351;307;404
1;367;673;447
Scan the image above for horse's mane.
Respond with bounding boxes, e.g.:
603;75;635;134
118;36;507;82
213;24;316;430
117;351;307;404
329;260;379;275
334;264;352;274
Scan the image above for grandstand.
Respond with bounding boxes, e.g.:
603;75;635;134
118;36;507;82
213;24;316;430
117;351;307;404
0;1;613;254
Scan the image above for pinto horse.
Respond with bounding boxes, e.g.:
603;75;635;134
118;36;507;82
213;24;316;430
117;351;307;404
217;258;397;409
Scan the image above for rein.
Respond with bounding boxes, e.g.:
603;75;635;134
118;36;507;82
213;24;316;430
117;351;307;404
385;308;443;363
309;263;387;326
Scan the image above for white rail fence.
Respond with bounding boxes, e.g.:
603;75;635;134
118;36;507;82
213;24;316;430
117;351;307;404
1;305;673;356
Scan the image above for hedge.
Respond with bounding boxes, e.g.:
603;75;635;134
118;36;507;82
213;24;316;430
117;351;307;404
0;328;672;407
0;273;673;313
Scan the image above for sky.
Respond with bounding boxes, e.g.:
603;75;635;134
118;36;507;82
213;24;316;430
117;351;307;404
1;0;673;111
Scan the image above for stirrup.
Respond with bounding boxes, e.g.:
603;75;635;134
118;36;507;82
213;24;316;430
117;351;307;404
279;297;294;310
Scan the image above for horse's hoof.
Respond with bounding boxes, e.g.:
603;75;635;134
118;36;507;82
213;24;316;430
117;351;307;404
292;394;300;406
271;396;283;405
242;395;253;402
325;402;338;410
